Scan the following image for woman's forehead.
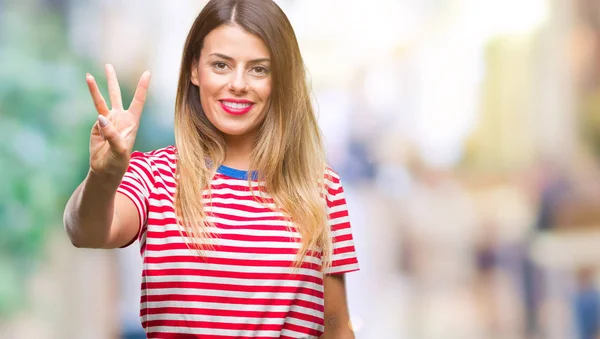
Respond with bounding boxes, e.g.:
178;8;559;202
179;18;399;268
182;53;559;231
202;24;270;60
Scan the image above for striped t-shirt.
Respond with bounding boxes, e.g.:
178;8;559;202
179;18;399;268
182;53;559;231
117;146;359;338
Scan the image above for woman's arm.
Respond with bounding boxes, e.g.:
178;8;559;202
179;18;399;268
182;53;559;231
64;64;151;249
63;170;139;248
320;274;355;339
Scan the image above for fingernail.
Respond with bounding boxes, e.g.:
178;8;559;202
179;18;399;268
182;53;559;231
98;115;109;127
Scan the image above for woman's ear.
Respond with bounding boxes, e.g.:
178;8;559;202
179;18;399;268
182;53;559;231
190;61;199;86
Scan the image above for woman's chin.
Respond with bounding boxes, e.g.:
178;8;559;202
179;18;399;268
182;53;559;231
218;126;255;138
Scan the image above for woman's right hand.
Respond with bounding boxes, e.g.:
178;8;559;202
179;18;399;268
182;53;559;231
86;64;151;180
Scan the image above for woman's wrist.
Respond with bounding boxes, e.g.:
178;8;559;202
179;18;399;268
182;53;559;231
86;168;123;193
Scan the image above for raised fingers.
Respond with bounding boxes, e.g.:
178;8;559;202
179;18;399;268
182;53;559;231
86;73;110;117
105;63;123;111
128;70;151;117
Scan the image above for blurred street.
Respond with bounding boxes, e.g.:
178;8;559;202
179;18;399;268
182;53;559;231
4;0;600;338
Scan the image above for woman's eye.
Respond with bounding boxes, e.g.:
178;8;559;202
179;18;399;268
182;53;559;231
213;62;228;70
252;66;269;75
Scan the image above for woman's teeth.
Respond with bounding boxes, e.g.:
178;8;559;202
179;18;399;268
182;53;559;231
222;101;252;109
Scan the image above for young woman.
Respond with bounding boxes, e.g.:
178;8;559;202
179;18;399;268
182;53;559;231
63;0;359;338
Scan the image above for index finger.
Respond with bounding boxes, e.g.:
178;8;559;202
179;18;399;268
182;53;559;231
86;73;110;117
128;70;151;117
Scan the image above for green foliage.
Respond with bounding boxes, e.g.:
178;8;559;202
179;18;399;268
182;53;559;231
0;5;104;318
0;1;175;320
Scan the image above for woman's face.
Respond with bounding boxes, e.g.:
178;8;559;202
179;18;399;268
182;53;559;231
191;24;272;141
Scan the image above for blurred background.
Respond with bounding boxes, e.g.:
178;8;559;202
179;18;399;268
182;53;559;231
3;0;600;338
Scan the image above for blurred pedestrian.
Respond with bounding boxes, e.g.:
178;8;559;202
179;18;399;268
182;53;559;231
573;267;600;339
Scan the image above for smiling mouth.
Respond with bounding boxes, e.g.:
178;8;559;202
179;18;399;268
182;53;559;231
220;100;254;115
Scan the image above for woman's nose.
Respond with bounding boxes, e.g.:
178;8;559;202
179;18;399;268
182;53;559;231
228;70;248;93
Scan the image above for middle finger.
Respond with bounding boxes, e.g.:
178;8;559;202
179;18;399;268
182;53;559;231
105;63;123;111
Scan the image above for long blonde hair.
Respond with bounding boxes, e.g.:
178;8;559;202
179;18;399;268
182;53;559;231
173;0;331;269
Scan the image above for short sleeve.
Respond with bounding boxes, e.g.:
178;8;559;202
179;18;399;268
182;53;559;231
116;151;155;247
323;170;360;275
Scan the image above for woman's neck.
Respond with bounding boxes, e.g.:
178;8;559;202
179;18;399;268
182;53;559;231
222;133;254;170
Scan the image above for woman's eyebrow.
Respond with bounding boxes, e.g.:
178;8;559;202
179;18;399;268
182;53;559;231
209;53;270;64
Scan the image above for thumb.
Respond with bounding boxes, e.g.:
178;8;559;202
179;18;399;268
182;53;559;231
97;115;126;155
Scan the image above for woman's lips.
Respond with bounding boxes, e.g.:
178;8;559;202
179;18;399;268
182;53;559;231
220;100;254;115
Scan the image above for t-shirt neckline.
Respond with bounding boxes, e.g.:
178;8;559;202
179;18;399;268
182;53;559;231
216;164;259;180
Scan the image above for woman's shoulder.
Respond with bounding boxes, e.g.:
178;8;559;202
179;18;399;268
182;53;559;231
131;145;178;170
132;145;177;161
324;165;343;189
